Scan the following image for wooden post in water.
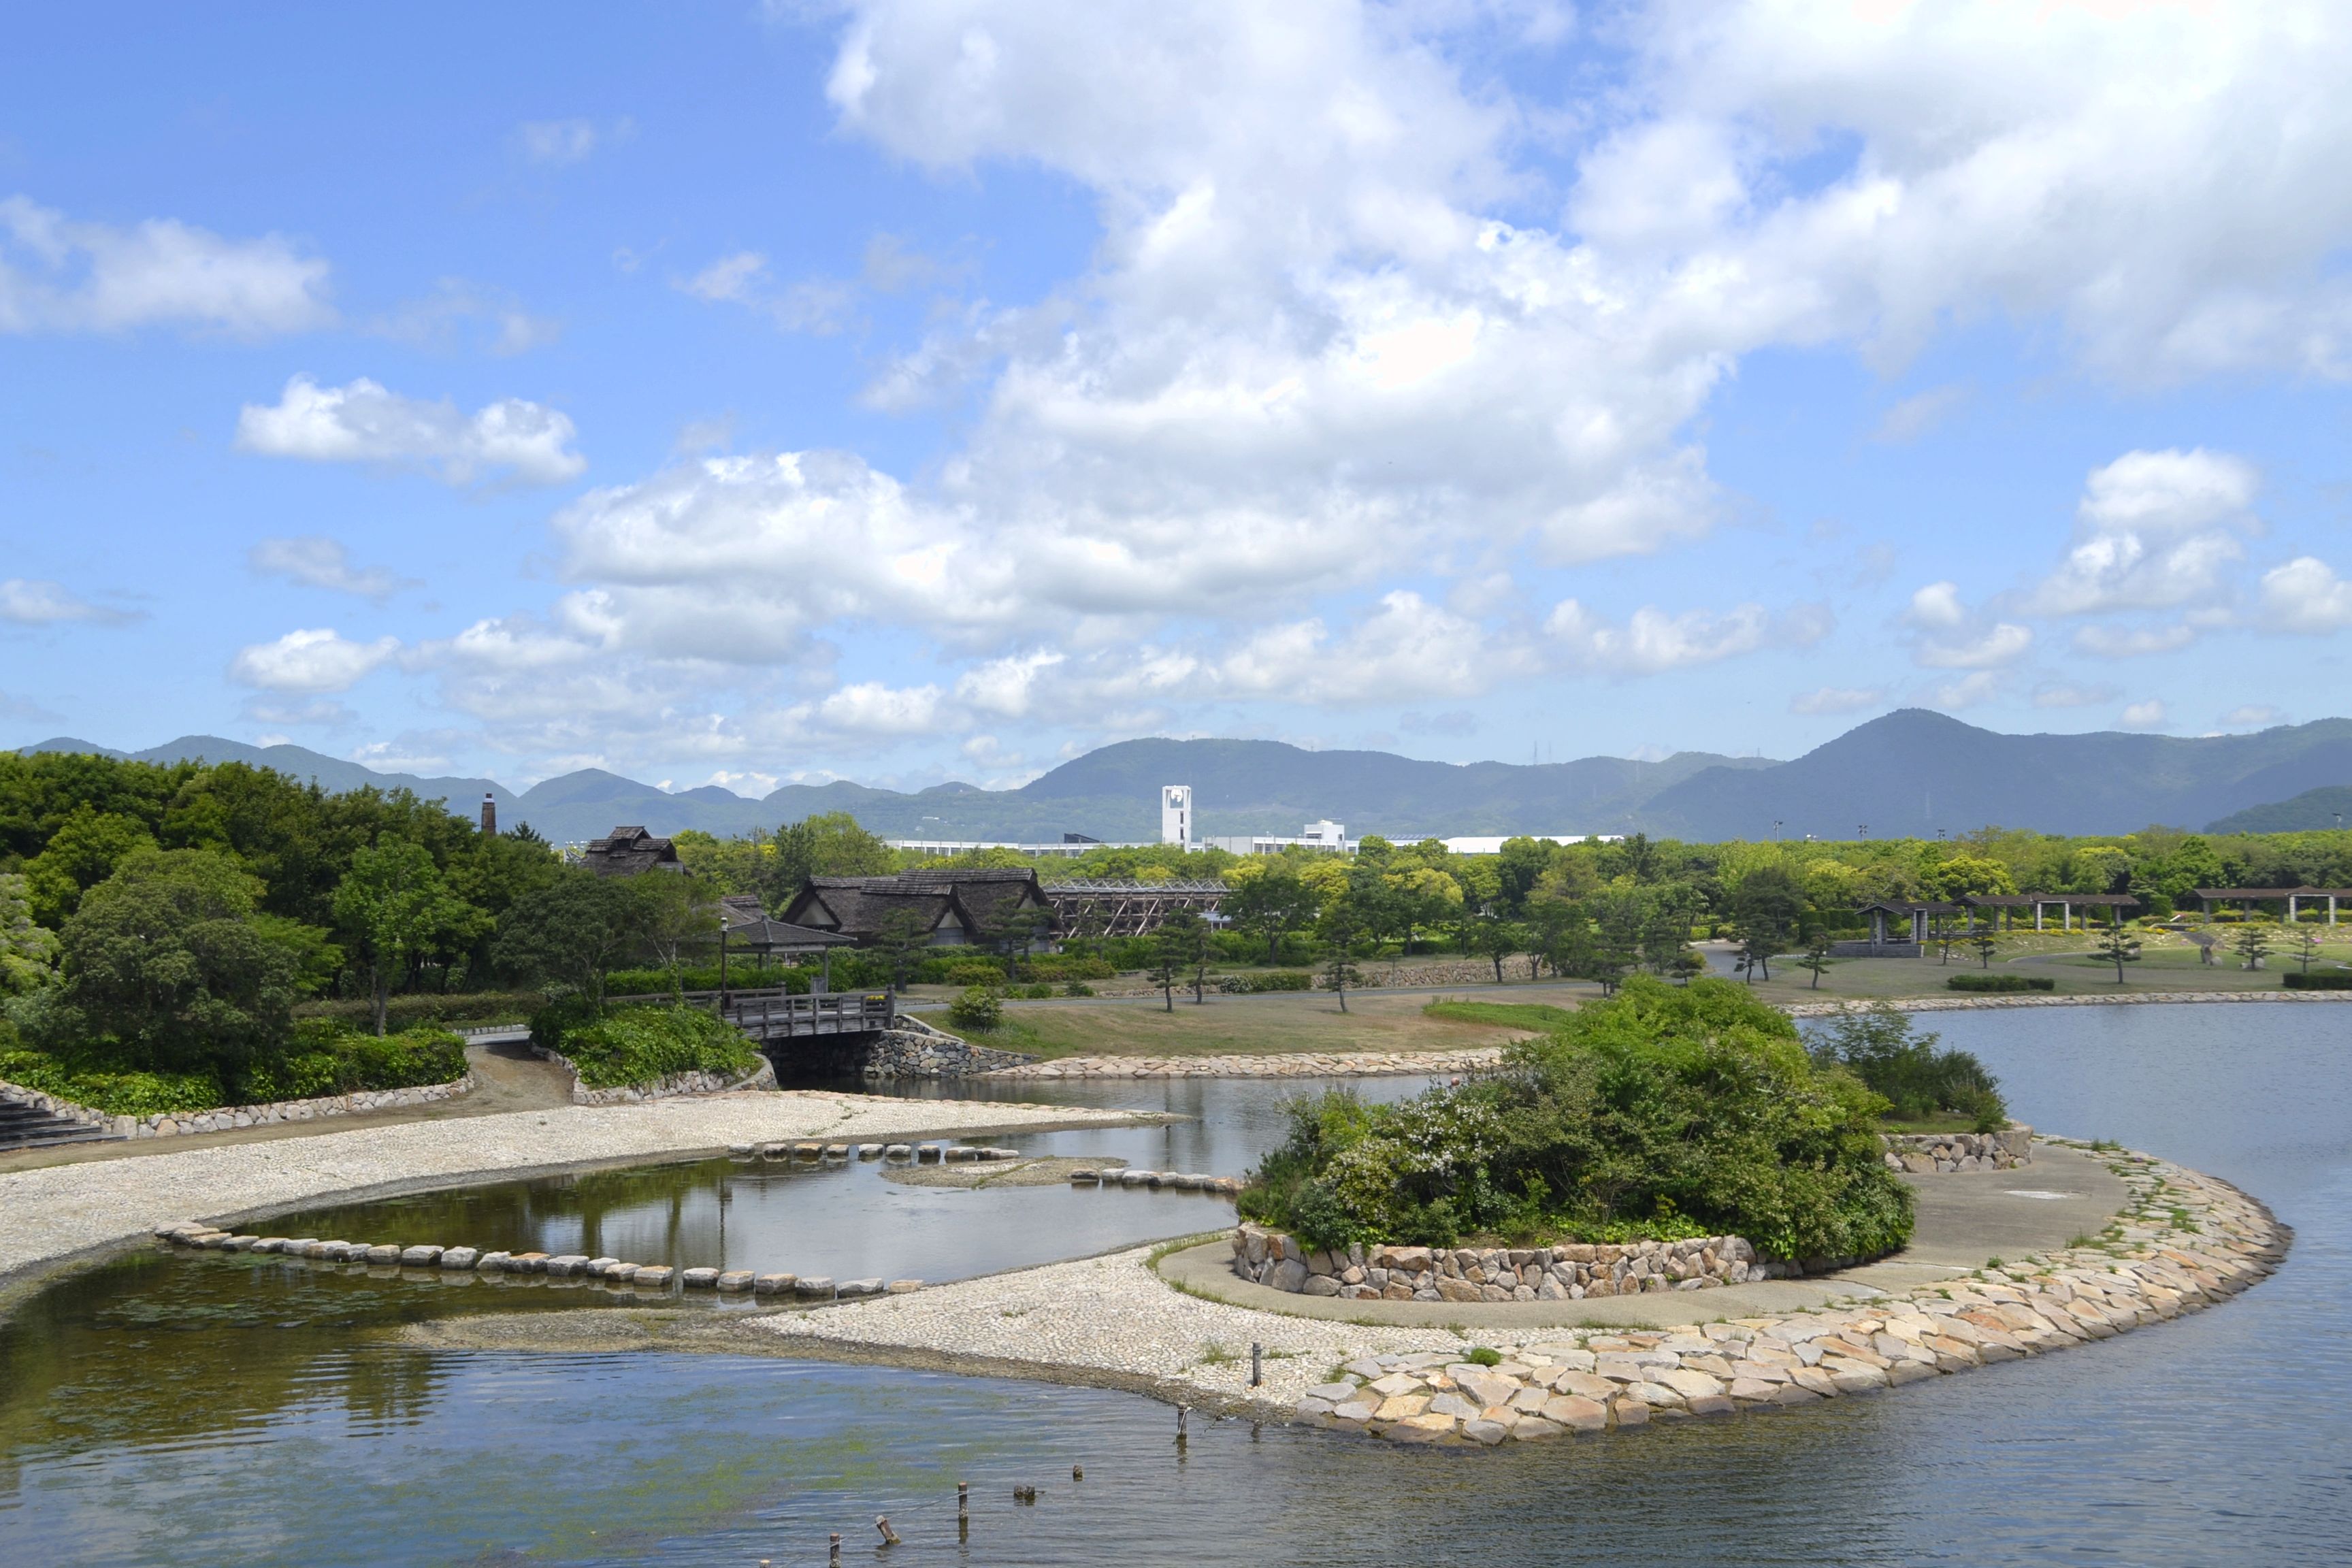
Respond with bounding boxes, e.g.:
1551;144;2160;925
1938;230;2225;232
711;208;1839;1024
1072;1465;1083;1482
1175;1405;1188;1450
1250;1341;1262;1386
828;1533;841;1567
875;1516;900;1547
958;1481;969;1541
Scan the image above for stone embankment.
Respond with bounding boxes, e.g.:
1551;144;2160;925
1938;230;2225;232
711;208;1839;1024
153;1222;924;1301
860;1015;1034;1079
1881;1126;2032;1172
1;1073;476;1141
755;1137;2284;1449
1232;1226;1763;1301
1786;990;2352;1019
530;1046;776;1106
987;1047;1504;1080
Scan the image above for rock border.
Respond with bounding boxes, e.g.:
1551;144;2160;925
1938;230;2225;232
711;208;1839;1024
534;1046;777;1105
757;1135;2285;1448
1880;1124;2034;1172
1;1072;478;1140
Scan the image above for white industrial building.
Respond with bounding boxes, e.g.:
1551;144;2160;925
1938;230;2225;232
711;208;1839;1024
1160;784;1193;845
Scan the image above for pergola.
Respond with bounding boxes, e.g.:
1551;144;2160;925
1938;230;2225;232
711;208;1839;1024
1854;900;1964;948
1961;893;2140;932
2191;887;2351;926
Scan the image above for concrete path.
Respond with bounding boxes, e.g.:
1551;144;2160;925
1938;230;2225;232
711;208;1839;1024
0;1090;1154;1296
1155;1143;2129;1329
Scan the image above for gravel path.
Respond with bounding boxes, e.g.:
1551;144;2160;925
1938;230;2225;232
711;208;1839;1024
0;1090;1149;1291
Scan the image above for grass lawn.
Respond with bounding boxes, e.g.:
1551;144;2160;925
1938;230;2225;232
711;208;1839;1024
1724;930;2352;1007
952;987;1546;1061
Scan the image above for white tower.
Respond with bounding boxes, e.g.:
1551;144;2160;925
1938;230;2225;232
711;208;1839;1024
1160;784;1193;846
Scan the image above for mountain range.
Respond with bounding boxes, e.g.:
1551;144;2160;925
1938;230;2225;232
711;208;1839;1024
20;708;2352;845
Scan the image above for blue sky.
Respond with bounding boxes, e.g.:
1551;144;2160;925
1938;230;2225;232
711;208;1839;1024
6;1;2352;794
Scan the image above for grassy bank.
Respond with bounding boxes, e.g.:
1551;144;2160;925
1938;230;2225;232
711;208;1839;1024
949;988;1546;1061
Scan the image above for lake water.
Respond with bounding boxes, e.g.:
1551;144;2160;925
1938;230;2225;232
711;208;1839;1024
2;1003;2346;1566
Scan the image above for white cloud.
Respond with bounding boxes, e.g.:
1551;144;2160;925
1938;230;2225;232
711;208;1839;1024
1928;672;2002;710
2015;449;2259;662
1905;582;2031;668
2220;704;2287;728
1222;592;1524;704
0;578;134;626
248;537;411;602
2119;699;2170;731
229;628;401;693
1788;685;1884;715
236;374;585;486
0;195;333;336
817;681;945;734
1547;598;1829;676
679;251;858;333
2259;556;2352;632
518;118;599;166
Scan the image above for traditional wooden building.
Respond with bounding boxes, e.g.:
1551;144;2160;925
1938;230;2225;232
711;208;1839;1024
581;826;684;877
780;868;1057;950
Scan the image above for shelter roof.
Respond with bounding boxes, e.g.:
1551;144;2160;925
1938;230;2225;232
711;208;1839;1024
582;825;683;876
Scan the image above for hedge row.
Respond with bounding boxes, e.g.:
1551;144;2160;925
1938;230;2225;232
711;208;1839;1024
0;1022;466;1117
1944;973;2056;993
2283;970;2352;990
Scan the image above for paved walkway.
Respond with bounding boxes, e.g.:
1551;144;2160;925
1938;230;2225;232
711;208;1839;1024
0;1090;1152;1295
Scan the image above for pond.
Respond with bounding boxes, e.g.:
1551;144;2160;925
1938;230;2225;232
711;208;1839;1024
2;1003;2346;1565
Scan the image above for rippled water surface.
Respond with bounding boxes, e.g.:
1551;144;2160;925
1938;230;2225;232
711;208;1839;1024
3;1003;2347;1565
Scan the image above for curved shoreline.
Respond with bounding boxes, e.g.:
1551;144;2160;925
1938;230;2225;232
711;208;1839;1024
702;1136;2286;1443
0;1090;1156;1305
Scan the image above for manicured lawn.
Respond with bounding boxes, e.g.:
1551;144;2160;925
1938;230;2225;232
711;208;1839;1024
953;988;1544;1060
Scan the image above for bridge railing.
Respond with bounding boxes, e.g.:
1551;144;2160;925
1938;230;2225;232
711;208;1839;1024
721;990;896;1038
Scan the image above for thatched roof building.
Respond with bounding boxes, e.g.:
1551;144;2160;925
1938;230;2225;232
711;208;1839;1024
779;868;1055;949
581;826;683;877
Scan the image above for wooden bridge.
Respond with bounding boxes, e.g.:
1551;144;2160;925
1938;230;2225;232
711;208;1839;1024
1045;879;1228;937
717;989;897;1041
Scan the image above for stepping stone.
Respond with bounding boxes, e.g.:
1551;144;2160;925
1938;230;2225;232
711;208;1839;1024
836;1278;885;1298
856;1144;883;1159
544;1254;590;1277
681;1267;721;1288
883;1144;912;1160
475;1252;512;1272
886;1279;923;1294
753;1273;797;1295
399;1245;443;1267
793;1276;836;1300
1069;1170;1100;1185
584;1257;621;1277
363;1244;402;1264
715;1271;756;1292
631;1266;675;1286
440;1247;480;1270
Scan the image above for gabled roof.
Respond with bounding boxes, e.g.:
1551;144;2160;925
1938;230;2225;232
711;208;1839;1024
582;824;683;876
781;869;1054;943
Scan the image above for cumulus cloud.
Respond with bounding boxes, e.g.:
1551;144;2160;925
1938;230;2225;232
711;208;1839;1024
236;374;585;485
678;251;858;333
0;578;135;626
0;195;333;336
1929;672;2002;710
1547;598;1829;676
2119;699;2170;731
2025;450;2258;632
2220;704;2287;728
2259;556;2352;632
229;628;401;693
1905;582;2031;668
248;537;412;602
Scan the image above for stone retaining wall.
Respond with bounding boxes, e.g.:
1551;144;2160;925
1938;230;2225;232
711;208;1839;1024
536;1046;776;1105
858;1016;1034;1079
1232;1223;1765;1301
1881;1124;2033;1172
1;1073;476;1139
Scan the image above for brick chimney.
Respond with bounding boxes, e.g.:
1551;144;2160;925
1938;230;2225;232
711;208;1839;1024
480;792;497;836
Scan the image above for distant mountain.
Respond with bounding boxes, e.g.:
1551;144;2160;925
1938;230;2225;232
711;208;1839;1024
2205;785;2352;834
26;713;2350;845
1635;710;2352;840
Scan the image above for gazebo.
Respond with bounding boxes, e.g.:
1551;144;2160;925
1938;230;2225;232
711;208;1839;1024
717;894;857;998
1840;900;1964;956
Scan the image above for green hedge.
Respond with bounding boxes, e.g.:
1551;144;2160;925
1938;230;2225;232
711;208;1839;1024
295;990;542;1028
1215;970;1314;994
1945;973;2055;993
2283;970;2352;989
604;964;810;997
0;1021;465;1116
555;1005;762;1090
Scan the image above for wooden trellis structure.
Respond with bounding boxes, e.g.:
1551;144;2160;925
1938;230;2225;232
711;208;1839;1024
1044;880;1228;938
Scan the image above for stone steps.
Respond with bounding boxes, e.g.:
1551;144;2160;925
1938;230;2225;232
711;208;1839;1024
0;1098;120;1152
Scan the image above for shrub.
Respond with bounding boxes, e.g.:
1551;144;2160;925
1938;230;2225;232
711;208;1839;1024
1024;955;1117;982
2283;970;2352;989
1945;973;2055;993
1215;969;1315;994
0;1019;464;1114
1062;981;1096;997
557;1005;761;1090
941;960;1009;988
947;985;1004;1031
1239;977;1914;1262
1808;1003;2009;1131
295;990;546;1029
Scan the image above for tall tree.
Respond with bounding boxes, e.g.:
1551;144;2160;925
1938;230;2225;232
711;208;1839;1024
866;906;935;994
1729;865;1806;983
2094;919;2142;984
633;872;721;996
1148;906;1206;1012
492;870;644;1009
333;838;485;1034
2230;921;2273;972
39;849;299;1073
1315;898;1368;1013
764;812;894;907
1222;860;1321;963
0;872;60;995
